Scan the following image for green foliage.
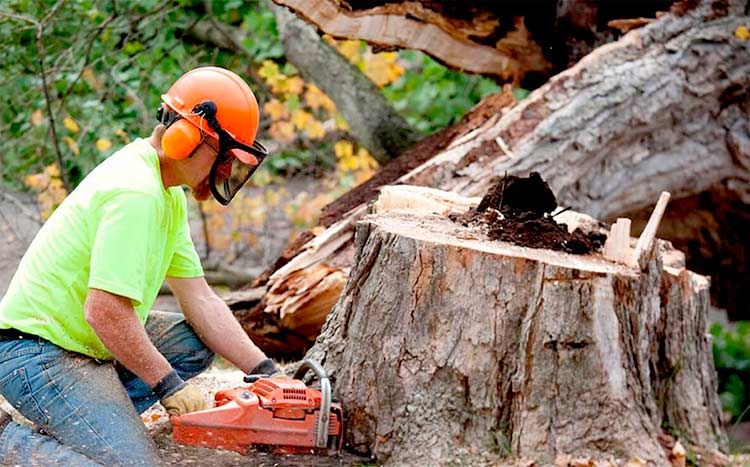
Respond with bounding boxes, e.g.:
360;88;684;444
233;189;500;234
0;0;279;191
711;321;750;421
383;50;502;134
0;0;504;191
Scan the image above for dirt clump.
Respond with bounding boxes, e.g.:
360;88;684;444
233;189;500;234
451;172;606;254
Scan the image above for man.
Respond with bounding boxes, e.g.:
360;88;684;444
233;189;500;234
0;66;280;465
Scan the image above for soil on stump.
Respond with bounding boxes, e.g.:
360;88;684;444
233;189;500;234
451;172;606;254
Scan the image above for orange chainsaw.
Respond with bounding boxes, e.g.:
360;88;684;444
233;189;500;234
171;359;344;454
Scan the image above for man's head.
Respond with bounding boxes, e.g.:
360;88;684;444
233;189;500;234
155;66;268;205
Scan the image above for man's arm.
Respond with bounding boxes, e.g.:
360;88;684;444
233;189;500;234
166;276;268;374
84;288;172;387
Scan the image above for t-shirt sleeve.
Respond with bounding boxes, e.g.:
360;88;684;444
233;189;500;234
89;192;158;305
166;208;203;279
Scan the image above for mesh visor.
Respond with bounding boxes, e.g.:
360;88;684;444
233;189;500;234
209;139;268;205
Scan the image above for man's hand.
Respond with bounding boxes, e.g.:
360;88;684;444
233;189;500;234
161;384;208;416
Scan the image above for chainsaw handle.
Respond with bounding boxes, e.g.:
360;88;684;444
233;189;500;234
293;359;331;449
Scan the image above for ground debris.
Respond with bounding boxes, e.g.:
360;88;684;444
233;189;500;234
450;172;606;254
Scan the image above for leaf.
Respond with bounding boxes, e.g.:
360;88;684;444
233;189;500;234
82;67;102;90
304;85;335;113
95;138;112;151
278;76;304;97
269;121;295;142
364;52;404;87
115;128;130;143
44;164;61;178
736;25;749;41
31;110;44;126
263;99;289;121
304;120;325;140
291;109;313;130
24;173;47;190
334;141;354;160
258;60;280;80
336;40;362;63
63;116;80;133
64;136;80;155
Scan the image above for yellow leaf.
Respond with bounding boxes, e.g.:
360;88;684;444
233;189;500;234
31;110;44;126
304;120;325;140
263;99;289;121
63;116;79;133
44;163;60;178
339;155;359;171
304;85;336;113
291;109;313;130
356;147;379;170
334;114;349;131
82;67;102;90
334;141;354;160
115;128;130;142
269;121;296;142
337;40;362;63
387;62;405;84
364;53;402;87
279;76;304;96
736;25;749;41
63;136;79;155
96;138;112;151
24;173;46;190
258;60;280;80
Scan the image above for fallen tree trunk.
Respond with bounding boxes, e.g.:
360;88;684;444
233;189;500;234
231;0;749;353
304;186;727;466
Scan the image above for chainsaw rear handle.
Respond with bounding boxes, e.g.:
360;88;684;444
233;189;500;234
292;359;332;449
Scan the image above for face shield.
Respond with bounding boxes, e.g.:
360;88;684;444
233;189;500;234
208;134;268;206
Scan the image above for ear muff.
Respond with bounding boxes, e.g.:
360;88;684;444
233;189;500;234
161;119;202;160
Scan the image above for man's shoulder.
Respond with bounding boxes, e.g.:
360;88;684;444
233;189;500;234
85;139;163;196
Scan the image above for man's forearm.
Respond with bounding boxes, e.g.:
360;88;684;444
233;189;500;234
167;277;268;374
183;293;267;374
85;288;172;387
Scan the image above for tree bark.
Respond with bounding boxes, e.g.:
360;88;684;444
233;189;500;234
304;189;727;466
266;0;420;164
232;0;750;344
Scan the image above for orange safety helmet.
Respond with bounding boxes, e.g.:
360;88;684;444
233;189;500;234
159;66;260;163
157;66;269;205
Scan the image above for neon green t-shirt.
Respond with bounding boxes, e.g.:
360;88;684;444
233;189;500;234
0;138;203;359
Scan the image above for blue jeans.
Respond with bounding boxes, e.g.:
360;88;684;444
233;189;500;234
0;310;215;466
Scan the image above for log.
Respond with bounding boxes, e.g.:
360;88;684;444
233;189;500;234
304;188;727;466
232;0;750;348
271;0;551;81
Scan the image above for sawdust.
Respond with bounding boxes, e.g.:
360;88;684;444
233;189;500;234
451;172;606;254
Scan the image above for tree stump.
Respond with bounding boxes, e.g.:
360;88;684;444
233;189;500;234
305;187;726;466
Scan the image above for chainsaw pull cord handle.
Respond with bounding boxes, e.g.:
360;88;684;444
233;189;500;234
292;359;331;448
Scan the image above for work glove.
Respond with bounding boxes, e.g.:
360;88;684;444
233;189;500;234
161;384;209;416
153;369;209;416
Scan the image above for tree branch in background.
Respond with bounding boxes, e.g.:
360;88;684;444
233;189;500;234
37;5;69;191
266;0;419;164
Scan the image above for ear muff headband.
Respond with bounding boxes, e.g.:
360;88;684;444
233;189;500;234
157;101;220;161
